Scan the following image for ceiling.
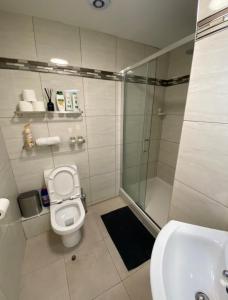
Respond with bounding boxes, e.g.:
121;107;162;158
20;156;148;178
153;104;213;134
0;0;198;48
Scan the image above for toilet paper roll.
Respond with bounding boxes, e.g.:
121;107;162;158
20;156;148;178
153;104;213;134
23;89;37;102
0;198;9;220
36;136;61;146
32;101;45;112
19;101;33;112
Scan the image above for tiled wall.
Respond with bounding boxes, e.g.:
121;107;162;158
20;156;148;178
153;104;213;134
156;42;193;185
0;129;26;299
146;43;193;186
170;1;228;230
0;10;157;223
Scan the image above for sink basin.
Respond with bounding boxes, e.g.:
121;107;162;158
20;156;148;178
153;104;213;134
150;220;228;300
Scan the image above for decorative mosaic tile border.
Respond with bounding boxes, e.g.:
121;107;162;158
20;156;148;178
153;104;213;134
0;57;189;86
196;7;228;40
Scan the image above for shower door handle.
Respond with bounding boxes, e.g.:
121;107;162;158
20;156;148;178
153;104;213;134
143;139;150;153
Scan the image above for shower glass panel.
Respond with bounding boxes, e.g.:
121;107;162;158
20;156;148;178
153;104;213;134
122;39;194;229
122;62;156;210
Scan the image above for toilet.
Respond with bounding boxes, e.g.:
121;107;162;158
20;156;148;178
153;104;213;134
44;165;85;248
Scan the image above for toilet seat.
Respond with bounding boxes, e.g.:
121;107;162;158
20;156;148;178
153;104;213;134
47;165;80;203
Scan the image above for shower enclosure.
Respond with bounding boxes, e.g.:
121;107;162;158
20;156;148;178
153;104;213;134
122;37;194;230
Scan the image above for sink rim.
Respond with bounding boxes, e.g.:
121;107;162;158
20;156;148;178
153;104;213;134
150;220;228;300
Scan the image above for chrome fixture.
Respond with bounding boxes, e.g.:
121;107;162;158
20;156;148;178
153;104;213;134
69;136;85;146
195;291;209;300
223;270;228;278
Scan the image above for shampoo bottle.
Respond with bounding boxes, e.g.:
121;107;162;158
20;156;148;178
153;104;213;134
56;91;65;111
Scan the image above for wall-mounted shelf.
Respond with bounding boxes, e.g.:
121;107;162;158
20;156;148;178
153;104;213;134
15;110;83;117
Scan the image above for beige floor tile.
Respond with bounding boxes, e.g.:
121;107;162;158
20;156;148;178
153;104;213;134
63;210;103;262
22;231;65;275
20;259;70;300
89;196;127;215
104;235;150;280
94;283;130;300
66;240;120;300
123;262;152;300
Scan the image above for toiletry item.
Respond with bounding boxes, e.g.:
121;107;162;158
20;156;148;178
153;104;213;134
41;188;50;207
44;88;54;111
32;101;45;112
0;198;9;220
19;101;33;112
72;91;80;112
65;91;73;111
36;136;61;146
56;91;65;111
23;123;34;150
23;89;37;102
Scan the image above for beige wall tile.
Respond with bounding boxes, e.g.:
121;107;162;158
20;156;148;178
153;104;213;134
167;42;194;78
34;17;81;66
0;129;25;299
86;116;115;148
116;38;145;71
197;0;228;21
157;161;175;185
81;28;116;71
0;70;44;117
175;121;228;207
161;115;183;143
48;120;86;153
185;29;228;123
90;172;116;203
11;157;54;193
89;146;115;176
40;73;85;112
1;118;50;159
53;151;89;179
84;78;116;116
164;83;188;115
158;140;179;168
22;213;51;239
0;11;36;60
170;180;228;230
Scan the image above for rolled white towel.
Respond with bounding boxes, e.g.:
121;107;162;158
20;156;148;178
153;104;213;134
36;136;61;146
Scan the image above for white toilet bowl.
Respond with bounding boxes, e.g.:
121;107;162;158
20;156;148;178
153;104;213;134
44;165;85;248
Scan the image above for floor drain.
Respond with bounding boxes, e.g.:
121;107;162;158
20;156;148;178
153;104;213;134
195;291;209;300
71;255;76;261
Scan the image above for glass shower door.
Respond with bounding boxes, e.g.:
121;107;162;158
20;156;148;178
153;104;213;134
122;62;155;210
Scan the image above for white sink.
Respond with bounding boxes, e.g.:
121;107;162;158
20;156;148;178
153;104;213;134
150;220;228;300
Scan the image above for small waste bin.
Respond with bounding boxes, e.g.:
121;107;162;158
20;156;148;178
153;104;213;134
17;190;42;218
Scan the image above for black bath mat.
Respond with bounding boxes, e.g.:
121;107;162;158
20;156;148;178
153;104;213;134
101;206;155;270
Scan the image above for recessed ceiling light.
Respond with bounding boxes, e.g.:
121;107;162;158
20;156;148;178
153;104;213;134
50;58;69;65
89;0;111;9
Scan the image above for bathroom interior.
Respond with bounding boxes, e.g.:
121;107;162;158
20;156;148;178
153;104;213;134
0;0;228;299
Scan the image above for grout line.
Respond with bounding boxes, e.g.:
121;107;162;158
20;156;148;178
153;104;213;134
174;178;228;209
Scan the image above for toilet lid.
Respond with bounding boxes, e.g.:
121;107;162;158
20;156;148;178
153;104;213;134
47;165;80;203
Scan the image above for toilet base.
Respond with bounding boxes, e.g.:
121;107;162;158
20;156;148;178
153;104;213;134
62;229;82;248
